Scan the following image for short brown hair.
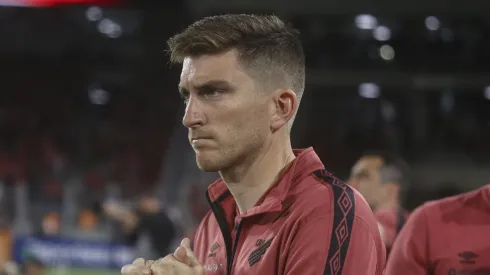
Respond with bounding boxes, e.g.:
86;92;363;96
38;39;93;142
167;14;305;100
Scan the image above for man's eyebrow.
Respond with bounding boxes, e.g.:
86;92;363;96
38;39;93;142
193;80;232;90
179;80;232;95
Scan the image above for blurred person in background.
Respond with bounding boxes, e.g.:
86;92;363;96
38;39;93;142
77;209;98;230
0;261;19;275
103;195;176;258
20;257;44;275
385;183;490;275
37;212;60;237
122;14;385;275
349;151;410;254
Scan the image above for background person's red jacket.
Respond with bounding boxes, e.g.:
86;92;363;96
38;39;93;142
192;148;386;275
385;184;490;275
374;207;410;255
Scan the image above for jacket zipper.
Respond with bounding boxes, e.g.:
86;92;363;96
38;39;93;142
227;221;244;275
206;191;246;275
206;192;234;274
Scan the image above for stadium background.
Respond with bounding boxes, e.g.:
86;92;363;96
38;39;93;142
0;0;490;274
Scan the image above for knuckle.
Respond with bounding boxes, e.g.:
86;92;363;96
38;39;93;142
133;258;146;266
120;264;131;274
153;257;165;265
161;255;175;264
151;263;170;275
121;264;139;275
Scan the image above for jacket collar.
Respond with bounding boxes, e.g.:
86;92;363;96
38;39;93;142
206;147;324;217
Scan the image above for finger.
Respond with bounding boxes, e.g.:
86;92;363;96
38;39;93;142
150;263;174;275
132;258;146;267
151;258;190;275
180;238;201;267
180;238;191;249
153;255;173;266
129;258;151;275
173;246;190;266
121;264;146;275
145;260;155;268
160;255;178;265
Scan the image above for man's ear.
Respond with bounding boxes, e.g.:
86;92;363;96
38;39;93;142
270;88;297;131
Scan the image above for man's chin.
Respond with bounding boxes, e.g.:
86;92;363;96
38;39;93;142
197;166;220;172
195;157;222;172
196;163;221;172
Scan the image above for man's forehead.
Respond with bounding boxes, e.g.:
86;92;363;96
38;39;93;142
352;156;384;172
179;51;242;86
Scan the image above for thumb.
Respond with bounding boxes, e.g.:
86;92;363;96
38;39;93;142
173;246;191;266
180;238;200;267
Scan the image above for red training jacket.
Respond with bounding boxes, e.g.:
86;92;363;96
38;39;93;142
193;148;386;275
385;184;490;275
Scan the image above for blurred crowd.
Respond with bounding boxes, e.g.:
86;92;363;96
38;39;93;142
0;88;210;275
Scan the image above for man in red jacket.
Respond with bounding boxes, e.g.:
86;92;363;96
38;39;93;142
385;184;490;275
348;151;410;254
122;14;385;275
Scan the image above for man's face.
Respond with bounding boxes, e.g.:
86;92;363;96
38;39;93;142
348;156;384;208
179;50;271;172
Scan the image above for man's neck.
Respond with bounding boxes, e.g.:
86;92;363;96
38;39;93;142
219;136;296;214
376;199;401;211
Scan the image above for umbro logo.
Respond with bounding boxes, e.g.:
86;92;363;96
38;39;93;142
248;238;273;267
208;242;220;258
457;251;479;264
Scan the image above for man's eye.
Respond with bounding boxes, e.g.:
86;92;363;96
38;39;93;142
353;172;369;179
204;90;222;97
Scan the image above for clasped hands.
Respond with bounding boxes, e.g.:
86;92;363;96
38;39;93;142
121;238;204;275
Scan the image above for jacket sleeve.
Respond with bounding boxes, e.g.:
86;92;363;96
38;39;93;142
384;205;430;275
283;215;382;275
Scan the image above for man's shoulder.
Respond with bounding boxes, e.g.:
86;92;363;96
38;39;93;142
290;170;372;219
301;170;380;237
288;170;334;213
416;187;485;223
291;170;385;263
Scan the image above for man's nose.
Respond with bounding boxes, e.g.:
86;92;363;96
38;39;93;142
182;97;205;128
